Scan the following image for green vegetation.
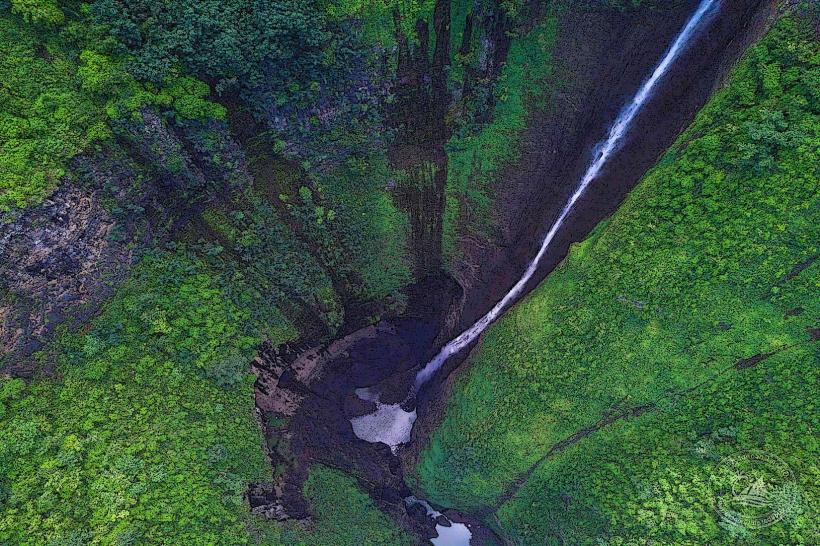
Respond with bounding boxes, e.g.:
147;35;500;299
279;465;414;545
319;155;413;302
323;0;435;45
3;1;816;545
196;185;348;335
2;4;415;540
195;152;411;332
415;14;819;544
0;5;224;212
443;9;558;263
90;0;346;99
0;222;408;545
0;252;407;546
0;9;112;211
0;252;284;545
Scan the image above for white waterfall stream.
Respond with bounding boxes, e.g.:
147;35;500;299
351;0;721;501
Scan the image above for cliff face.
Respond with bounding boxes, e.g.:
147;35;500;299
243;0;786;534
450;0;776;332
406;0;778;492
0;0;511;373
0;110;247;373
0;180;132;374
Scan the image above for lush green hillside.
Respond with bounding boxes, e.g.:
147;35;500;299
2;1;816;545
0;253;278;545
281;465;414;546
414;14;819;544
0;251;411;545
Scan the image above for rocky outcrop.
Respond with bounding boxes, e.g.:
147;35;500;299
0;179;135;375
0;110;249;375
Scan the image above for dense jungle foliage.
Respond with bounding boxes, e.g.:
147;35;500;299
0;0;419;543
0;251;415;545
415;14;819;545
0;2;224;211
0;253;278;545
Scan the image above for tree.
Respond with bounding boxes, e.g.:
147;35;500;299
10;0;64;25
90;0;347;101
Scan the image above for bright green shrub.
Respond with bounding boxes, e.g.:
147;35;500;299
0;253;289;545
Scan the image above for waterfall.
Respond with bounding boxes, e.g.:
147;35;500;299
414;0;720;392
351;0;720;453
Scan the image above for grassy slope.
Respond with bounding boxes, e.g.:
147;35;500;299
273;465;415;546
0;251;411;545
414;14;819;544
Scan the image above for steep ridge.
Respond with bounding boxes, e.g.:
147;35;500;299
414;0;726;392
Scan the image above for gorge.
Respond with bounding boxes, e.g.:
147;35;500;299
350;0;726;459
0;1;816;545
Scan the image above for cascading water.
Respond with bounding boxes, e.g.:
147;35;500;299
352;0;721;455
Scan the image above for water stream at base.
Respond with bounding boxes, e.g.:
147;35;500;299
406;497;473;546
350;1;721;542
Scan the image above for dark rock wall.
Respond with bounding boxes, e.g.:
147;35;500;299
451;0;775;332
0;109;247;374
0;181;133;375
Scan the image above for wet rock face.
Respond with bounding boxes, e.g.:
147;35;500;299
0;182;133;374
251;275;462;530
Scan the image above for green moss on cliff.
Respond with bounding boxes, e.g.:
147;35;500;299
284;465;414;545
443;10;559;264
